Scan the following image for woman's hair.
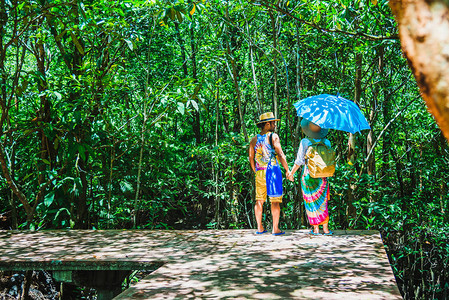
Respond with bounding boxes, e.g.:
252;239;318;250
257;122;266;130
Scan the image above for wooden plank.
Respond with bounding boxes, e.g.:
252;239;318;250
0;229;401;299
0;229;211;270
0;230;176;270
114;230;401;299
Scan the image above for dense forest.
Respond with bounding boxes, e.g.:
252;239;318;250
0;0;448;299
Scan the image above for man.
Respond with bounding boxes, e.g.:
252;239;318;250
248;112;290;235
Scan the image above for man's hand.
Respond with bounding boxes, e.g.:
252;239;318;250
286;171;292;182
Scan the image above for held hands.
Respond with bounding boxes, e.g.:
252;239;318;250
286;171;294;182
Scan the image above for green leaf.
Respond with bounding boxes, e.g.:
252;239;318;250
78;145;86;161
125;39;134;51
74;111;82;122
54;208;71;221
120;181;133;192
177;102;185;115
16;86;23;97
176;11;183;22
190;100;199;112
168;8;175;20
70;31;85;55
53;91;62;100
44;191;55;207
78;2;87;20
23;173;33;181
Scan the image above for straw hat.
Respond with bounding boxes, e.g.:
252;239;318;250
301;119;329;139
257;112;280;124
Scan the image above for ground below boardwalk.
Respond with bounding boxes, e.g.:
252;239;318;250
114;229;401;299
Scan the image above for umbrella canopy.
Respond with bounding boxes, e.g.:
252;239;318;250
294;94;371;134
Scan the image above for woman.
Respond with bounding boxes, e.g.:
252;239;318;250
288;119;333;236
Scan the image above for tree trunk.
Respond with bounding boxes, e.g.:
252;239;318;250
33;21;57;186
190;23;201;143
20;270;33;300
269;10;279;119
70;3;88;229
367;47;383;176
108;140;115;227
294;21;304;228
46;3;89;227
249;44;262;115
174;21;188;77
441;181;446;221
133;28;155;228
366;121;375;176
258;50;266;108
389;0;449;141
391;149;405;197
294;20;303;147
346;52;361;223
134;112;146;228
230;164;239;226
295;21;302;103
9;143;18;229
214;67;221;228
381;95;391;179
0;0;35;223
225;39;249;142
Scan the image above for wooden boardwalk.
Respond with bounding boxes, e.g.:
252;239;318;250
0;230;401;299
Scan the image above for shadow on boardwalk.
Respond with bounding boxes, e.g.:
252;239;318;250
0;229;401;299
113;230;401;299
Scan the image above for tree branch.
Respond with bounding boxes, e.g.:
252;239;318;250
256;0;399;41
365;95;420;163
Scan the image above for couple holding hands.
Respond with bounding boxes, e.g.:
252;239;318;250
249;112;333;236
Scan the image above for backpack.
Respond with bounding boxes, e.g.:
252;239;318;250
306;138;336;178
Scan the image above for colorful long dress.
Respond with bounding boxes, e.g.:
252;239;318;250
300;166;329;225
294;138;330;226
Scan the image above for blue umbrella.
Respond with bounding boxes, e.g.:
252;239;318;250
294;94;371;134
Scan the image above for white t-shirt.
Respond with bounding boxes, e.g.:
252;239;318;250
294;138;332;166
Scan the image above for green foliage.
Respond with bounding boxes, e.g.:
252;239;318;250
0;0;448;298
